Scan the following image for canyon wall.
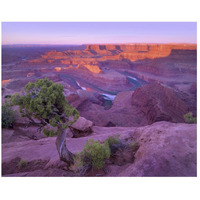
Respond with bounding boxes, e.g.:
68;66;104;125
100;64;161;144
85;43;196;61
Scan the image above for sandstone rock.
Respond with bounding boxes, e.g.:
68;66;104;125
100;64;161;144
66;93;92;110
119;121;197;177
70;116;93;138
71;116;93;131
66;128;74;138
131;83;189;124
2;129;15;143
2;122;196;177
76;89;103;105
80;64;102;73
13;126;47;140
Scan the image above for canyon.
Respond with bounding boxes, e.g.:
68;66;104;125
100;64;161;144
2;43;197;122
1;43;197;176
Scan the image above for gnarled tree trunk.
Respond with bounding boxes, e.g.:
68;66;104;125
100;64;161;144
55;128;74;165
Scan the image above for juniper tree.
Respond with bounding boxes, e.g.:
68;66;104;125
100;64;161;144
11;78;79;165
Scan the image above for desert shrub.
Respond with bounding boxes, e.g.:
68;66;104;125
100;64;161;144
4;95;12;98
184;112;197;124
104;135;128;155
81;139;110;170
104;134;120;147
18;159;28;169
2;104;16;128
105;136;139;166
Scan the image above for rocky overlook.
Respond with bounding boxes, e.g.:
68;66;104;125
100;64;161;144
2;43;197;177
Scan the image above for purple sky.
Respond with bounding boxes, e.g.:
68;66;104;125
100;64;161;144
2;22;197;45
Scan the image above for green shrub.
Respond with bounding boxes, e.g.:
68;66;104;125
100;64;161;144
104;134;120;147
184;112;197;124
104;134;126;155
81;139;110;170
2;104;16;128
18;159;28;169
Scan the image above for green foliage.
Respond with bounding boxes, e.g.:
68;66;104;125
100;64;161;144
11;78;79;135
184;112;197;124
81;139;110;170
43;128;57;137
104;134;123;155
104;134;120;147
71;137;139;174
18;159;28;169
2;104;16;128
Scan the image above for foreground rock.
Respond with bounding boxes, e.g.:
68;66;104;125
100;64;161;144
68;116;94;138
2;126;135;162
2;122;196;177
118;121;196;177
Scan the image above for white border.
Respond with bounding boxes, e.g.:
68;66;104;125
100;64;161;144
0;1;200;200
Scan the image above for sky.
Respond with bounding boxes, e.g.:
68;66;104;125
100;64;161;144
2;22;197;45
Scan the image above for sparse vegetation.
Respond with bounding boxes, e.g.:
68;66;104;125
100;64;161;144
71;136;139;175
105;134;120;146
2;104;16;128
104;135;139;166
18;159;28;169
184;112;197;124
81;139;110;170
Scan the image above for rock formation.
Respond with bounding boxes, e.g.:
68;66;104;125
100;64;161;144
131;83;189;124
69;116;93;138
2;121;196;177
66;83;190;127
119;121;197;177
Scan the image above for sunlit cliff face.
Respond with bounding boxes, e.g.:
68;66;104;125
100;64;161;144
81;65;101;74
2;79;11;86
55;64;101;74
27;73;35;77
55;67;61;72
26;44;196;77
47;60;54;63
29;59;41;63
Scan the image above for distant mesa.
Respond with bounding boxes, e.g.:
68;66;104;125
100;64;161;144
28;43;197;69
2;79;12;86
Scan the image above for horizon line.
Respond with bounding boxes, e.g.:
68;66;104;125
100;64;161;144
2;42;197;46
